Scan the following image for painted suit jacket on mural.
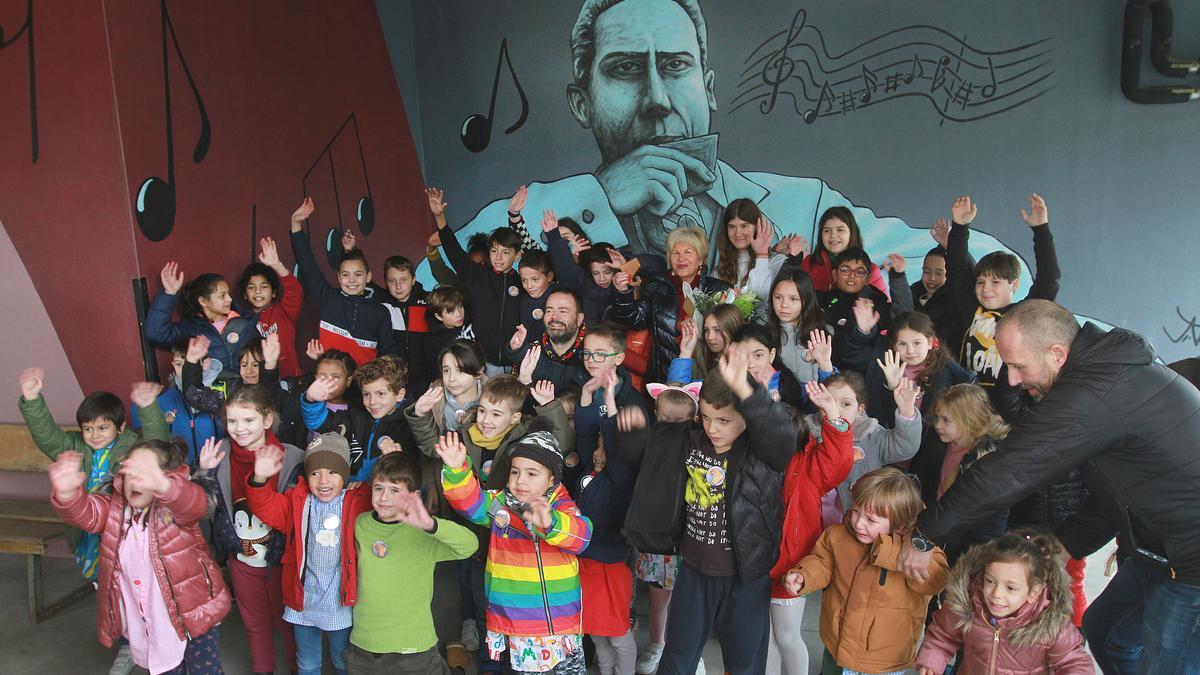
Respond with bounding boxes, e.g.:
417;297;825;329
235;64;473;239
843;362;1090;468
416;159;1034;294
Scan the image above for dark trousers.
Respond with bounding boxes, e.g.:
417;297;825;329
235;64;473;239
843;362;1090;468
163;627;224;674
655;562;771;675
345;644;450;675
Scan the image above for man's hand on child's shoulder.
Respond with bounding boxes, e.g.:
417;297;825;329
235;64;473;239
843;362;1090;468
18;367;44;401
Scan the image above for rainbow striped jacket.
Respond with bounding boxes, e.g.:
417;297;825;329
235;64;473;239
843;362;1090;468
442;461;592;637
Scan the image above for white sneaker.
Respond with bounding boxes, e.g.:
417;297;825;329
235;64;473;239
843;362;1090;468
636;642;664;674
461;618;480;652
108;645;135;675
694;657;706;675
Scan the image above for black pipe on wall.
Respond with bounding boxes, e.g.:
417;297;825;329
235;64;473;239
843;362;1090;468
1122;0;1198;104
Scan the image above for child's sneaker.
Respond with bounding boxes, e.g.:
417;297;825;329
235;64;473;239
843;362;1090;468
108;645;134;675
461;618;480;652
635;642;664;674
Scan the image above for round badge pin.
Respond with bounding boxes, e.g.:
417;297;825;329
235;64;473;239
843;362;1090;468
508;286;519;297
532;308;544;320
323;515;340;530
494;509;511;529
371;541;388;558
227;332;240;344
706;465;725;487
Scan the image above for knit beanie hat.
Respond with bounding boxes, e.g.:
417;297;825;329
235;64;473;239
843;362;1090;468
507;430;565;482
305;432;351;483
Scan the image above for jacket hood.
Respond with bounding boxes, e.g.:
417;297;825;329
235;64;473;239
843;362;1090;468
1067;323;1155;369
942;539;1075;646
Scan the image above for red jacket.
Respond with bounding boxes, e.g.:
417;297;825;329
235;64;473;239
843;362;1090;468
800;251;890;299
245;475;372;612
769;416;854;598
254;274;304;378
53;466;230;647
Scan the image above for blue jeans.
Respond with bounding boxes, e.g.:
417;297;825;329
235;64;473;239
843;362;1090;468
293;623;350;675
1083;555;1200;674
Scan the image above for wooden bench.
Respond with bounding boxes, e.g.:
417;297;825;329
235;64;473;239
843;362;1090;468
0;424;93;623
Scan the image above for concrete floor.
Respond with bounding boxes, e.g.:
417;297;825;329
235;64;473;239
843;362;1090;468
0;542;1115;674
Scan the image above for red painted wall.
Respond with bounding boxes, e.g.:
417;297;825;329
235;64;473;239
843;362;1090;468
0;0;426;402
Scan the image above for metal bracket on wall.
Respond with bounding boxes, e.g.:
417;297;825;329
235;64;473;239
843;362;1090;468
1122;0;1200;103
132;277;161;383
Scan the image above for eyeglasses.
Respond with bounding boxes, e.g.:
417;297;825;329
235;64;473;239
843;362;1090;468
836;266;869;278
580;350;623;363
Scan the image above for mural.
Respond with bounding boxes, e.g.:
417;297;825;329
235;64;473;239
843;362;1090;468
414;0;1039;296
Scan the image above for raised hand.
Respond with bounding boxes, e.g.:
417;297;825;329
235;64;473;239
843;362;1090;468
678;318;698;357
121;450;171;496
341;229;356;252
884;253;906;274
508;185;528;214
508;325;529;352
305;339;325;361
186;335;211;364
876;350;906;391
805;381;841;421
394;490;436;531
290;197;315;231
531;380;556;406
929;217;950;248
252;444;284;483
570;237;591;257
198;437;225;470
773;233;810;258
852;297;881;335
783;569;805;595
435;431;468;469
377;436;403;456
616;406;647;433
413;385;444;417
160;261;184;295
427;231;442;250
306;377;336;403
257;236;287;273
48;451;86;500
807;330;834;372
541;208;558;234
951;196;977;226
1020;193;1048;227
262;333;281;370
129;382;164;409
426;188;447;221
612;271;631;293
717;344;753;401
751;215;773;257
517;346;541;385
523;496;553;530
894;377;923;418
606;248;629;271
18;367;44;401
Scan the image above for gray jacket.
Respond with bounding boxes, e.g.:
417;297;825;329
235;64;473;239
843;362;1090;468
805;410;922;510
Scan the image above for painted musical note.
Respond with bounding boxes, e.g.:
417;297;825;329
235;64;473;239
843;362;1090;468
760;9;805;114
981;57;997;98
461;39;529;153
301;113;376;270
0;0;38;163
859;64;878;103
903;53;924;85
802;82;834;124
134;0;211;242
931;55;951;93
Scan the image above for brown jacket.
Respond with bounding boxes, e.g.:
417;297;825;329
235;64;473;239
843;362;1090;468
795;524;949;673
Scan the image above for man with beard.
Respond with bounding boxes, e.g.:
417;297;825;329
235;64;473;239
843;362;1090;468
506;288;589;392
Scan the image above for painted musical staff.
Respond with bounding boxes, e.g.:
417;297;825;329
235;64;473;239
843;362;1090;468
731;8;1055;126
134;0;211;242
302;113;376;270
461;39;529;153
0;0;37;163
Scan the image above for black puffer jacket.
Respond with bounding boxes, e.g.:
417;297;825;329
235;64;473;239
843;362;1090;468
608;265;731;383
917;323;1200;585
1006;468;1089;533
615;385;795;583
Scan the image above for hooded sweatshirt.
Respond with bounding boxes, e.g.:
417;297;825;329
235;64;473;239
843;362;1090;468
804;411;922;512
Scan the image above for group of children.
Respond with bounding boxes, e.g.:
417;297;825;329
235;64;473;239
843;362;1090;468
19;188;1097;674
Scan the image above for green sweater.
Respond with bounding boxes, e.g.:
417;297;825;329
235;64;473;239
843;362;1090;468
18;394;170;550
351;512;477;653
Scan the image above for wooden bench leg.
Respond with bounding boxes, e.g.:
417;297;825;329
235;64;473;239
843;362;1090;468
26;553;93;623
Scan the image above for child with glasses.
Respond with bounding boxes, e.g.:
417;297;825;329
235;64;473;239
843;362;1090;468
820;248;913;367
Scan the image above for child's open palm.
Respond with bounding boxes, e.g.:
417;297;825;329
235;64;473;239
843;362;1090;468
435;431;468;470
929;217;950;248
306;377;336;402
678;318;698;357
305;339;325;361
262;333;281;369
805;381;840;421
524;496;554;530
783;569;805;595
47;452;86;499
426;188;447;219
852;297;880;335
186;335;211;363
396;491;436;531
517;346;541;385
413;385;444;416
129;381;164;409
951;195;977;226
160;261;184;295
541;208;558;234
773;233;809;258
1020;193;1048;227
18;367;44;401
290;197;315;230
508;325;529;352
198;438;225;470
894;378;923;418
378;436;403;456
876;350;906;391
751;215;773;256
531;380;556;406
257;236;284;271
717;344;753;401
508;185;528;214
252;444;284;483
121;451;170;495
807;330;834;371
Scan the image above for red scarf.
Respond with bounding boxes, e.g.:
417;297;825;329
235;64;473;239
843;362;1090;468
228;429;282;504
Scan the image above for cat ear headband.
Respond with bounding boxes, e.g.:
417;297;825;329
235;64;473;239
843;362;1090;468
646;382;702;406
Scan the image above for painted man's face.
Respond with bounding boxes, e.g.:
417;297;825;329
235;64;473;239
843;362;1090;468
569;0;716;164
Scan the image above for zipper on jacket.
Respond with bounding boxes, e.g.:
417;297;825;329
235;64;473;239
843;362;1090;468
201;563;214;598
531;537;555;635
153;509;191;640
988;617;1000;675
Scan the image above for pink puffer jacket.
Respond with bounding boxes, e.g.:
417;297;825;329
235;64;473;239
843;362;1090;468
52;465;230;647
916;543;1093;675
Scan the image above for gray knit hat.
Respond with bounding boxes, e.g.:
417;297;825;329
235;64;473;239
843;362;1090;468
507;430;565;481
305;432;351;483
